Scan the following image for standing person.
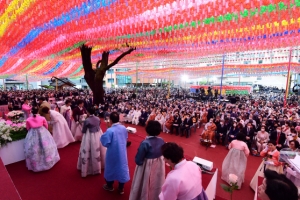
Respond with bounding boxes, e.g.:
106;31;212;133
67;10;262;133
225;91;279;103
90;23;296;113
77;107;106;177
129;121;165;200
221;133;250;189
71;100;87;141
100;112;130;195
24;107;60;172
38;97;52;133
22;98;31;120
159;142;208;200
41;107;75;148
60;99;72;130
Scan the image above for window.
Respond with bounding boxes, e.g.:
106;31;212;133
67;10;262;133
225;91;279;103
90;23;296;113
244;60;251;64
116;75;131;86
116;68;127;72
258;60;263;64
107;78;114;83
107;69;114;74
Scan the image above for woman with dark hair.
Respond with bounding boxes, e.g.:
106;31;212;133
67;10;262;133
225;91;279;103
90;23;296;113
221;133;250;189
71;99;87;141
60;99;72;130
258;169;298;200
22;97;31;120
256;125;269;154
280;140;300;186
24;107;60;172
77;107;106;177
159;142;208;200
41;107;75;148
261;140;283;173
250;140;283;190
227;121;239;144
129;120;165;200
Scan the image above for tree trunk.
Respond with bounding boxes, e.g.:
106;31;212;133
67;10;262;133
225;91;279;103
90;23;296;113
93;69;106;105
80;44;136;106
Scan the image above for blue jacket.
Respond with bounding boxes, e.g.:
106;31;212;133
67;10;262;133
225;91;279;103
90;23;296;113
100;123;130;182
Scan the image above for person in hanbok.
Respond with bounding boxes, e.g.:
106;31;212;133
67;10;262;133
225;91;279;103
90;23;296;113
101;112;130;194
38;97;52;133
24;107;60;172
71;100;87;141
159;142;208;200
201;118;217;143
221;133;249;189
41;107;75;148
250;140;283;190
129;120;165;200
261;140;283;173
77;107;106;177
60;99;72;130
22;98;31;120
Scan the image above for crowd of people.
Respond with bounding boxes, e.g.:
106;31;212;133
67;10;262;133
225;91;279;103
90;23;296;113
2;87;300;200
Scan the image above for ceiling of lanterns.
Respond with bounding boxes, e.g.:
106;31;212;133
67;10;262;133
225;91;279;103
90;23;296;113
0;0;300;80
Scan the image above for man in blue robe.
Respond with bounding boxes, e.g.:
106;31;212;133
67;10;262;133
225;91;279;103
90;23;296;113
100;112;130;195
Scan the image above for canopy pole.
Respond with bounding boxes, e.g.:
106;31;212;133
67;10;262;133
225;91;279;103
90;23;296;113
26;74;29;90
284;48;293;107
136;62;138;92
56;78;58;91
219;54;225;102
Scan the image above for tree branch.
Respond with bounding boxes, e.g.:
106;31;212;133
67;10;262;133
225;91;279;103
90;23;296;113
107;47;136;69
80;44;96;91
96;59;102;68
80;44;95;75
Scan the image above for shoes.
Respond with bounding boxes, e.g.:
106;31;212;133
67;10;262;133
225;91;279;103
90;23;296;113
119;189;124;195
126;141;131;147
103;184;114;192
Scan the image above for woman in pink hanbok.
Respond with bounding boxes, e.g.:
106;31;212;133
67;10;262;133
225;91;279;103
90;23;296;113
71;100;87;141
24;107;60;172
159;142;208;200
221;133;249;189
22;98;31;120
41;107;75;148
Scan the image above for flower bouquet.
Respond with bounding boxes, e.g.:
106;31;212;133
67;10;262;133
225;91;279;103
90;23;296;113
6;111;24;122
221;174;239;200
79;114;87;124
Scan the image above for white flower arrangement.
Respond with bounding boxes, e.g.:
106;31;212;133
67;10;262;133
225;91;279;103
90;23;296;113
7;111;24;118
0;120;27;148
79;114;87;122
